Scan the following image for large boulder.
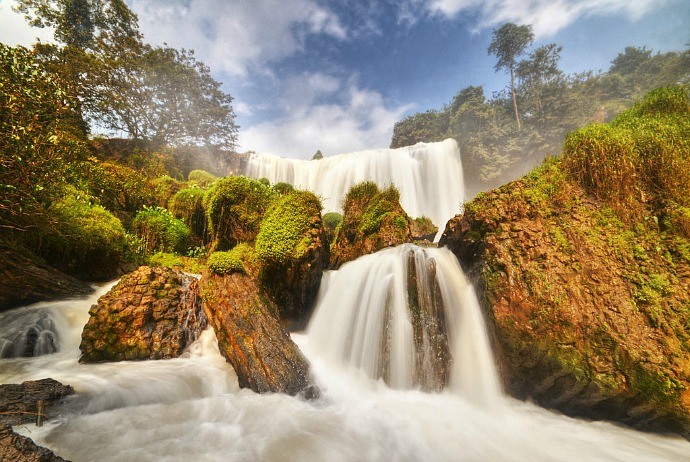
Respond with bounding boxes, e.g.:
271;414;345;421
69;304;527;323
0;378;73;462
255;190;329;319
440;160;690;439
330;182;412;269
0;244;93;312
79;266;207;362
199;271;315;396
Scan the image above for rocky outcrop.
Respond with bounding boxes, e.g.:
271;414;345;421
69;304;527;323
0;378;73;462
256;190;329;320
0;244;93;312
199;271;315;396
440;161;690;439
79;266;207;362
330;182;412;269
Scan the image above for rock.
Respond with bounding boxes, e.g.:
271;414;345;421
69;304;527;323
79;266;207;362
200;271;316;396
256;190;329;321
0;243;93;313
0;378;73;462
330;182;412;269
441;162;690;439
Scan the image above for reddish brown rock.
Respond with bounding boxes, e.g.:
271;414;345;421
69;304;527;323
440;163;690;439
200;271;315;396
79;266;207;362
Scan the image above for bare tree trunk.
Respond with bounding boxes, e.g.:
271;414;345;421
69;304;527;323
510;66;521;130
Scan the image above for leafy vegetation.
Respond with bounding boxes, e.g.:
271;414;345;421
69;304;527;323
255;190;322;267
131;206;190;254
169;186;207;241
187;169;217;188
203;176;275;250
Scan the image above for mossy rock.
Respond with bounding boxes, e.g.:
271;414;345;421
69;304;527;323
330;182;412;268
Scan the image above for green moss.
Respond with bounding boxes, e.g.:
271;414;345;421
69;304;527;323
148;252;185;268
358;185;405;236
630;363;685;405
203;176;275;250
169;186;207;240
323;212;343;231
255;190;322;266
187;169;218;188
132;206;190;254
208;249;245;275
152;175;184;208
272;182;295;195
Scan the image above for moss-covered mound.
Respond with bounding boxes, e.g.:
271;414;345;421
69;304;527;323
256;190;328;318
440;87;690;438
132;206;190;255
169;186;207;241
203;176;275;251
330;182;412;268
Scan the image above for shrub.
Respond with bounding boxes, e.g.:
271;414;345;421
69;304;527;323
203;176;275;250
169;186;207;240
82;160;152;219
188;169;217;188
359;185;403;236
343;181;379;214
255;190;322;266
152;175;184;208
272;182;295;195
322;212;343;231
40;193;126;279
132;206;190;254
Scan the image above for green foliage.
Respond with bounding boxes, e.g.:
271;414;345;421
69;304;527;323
207;245;253;275
187;169;217;188
40;192;126;278
322;212;343;231
563;86;690;220
359;186;402;235
0;43;89;235
148;252;185;269
169;186;207;240
81;159;152;219
203;176;275;250
411;216;438;237
131;206;190;254
255;190;322;267
272;182;295;195
152;175;184;208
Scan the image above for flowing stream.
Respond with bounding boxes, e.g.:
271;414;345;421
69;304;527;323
244;139;464;229
2;254;690;461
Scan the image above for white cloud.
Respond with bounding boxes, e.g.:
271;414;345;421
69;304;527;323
239;74;413;159
131;0;346;77
0;0;55;46
423;0;667;36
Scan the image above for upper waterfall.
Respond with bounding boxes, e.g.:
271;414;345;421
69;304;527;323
244;139;464;229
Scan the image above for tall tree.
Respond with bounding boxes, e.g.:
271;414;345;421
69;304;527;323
516;44;564;127
488;22;534;130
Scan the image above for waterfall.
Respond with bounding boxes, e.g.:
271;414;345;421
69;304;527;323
0;308;62;358
307;244;501;405
244;139;464;228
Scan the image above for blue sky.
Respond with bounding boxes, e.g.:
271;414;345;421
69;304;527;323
1;0;688;159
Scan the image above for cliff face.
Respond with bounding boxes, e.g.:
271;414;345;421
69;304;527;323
440;160;690;438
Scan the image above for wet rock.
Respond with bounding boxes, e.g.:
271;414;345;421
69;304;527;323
0;244;93;313
0;378;73;462
441;166;690;440
200;271;315;396
79;266;207;362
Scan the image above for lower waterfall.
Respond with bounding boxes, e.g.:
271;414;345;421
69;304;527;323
244;139;464;228
2;251;690;461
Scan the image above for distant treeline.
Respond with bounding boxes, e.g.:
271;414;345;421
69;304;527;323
391;37;690;197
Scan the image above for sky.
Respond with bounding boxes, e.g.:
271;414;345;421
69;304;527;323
1;0;688;160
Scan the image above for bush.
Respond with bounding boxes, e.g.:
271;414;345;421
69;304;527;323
169;186;207;240
40;193;126;279
152;175;184;208
132;206;190;254
322;212;343;231
273;182;295;195
81;160;152;219
359;185;404;236
203;176;275;250
188;169;217;188
255;190;322;266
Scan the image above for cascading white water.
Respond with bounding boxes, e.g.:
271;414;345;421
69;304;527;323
244;139;464;229
307;244;501;405
2;276;690;461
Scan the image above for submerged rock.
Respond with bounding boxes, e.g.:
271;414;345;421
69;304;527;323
440;161;690;439
0;378;73;462
79;266;207;362
199;271;315;396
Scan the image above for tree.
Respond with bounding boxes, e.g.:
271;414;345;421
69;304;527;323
0;44;89;234
516;44;564;127
488;22;534;129
312;150;324;160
